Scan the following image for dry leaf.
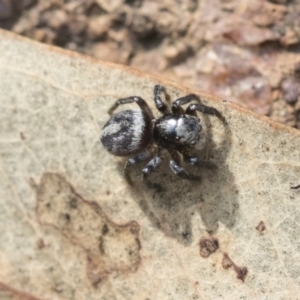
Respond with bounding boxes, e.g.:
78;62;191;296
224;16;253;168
0;29;300;299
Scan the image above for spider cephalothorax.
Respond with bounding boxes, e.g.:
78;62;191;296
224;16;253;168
100;85;221;183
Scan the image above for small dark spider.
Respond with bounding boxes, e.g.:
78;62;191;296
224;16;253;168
100;85;221;183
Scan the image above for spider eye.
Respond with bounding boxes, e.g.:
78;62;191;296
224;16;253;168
191;140;196;145
175;136;180;142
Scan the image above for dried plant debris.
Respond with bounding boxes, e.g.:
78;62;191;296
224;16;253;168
1;0;300;128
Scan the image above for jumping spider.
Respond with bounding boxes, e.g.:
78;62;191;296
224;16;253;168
100;85;221;183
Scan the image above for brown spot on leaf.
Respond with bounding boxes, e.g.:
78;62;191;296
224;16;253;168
68;196;78;209
236;266;248;282
256;221;266;232
199;236;219;258
222;253;233;269
102;223;109;235
222;253;248;282
19;132;26;140
33;172;141;286
36;238;45;249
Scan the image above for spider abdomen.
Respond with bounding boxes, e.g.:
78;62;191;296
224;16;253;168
101;109;152;156
153;114;202;150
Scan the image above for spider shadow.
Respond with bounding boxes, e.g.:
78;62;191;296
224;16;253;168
122;112;237;246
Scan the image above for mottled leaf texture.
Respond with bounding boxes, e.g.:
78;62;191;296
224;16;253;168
0;29;300;300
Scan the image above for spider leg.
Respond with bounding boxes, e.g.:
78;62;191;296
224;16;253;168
172;94;199;114
172;94;222;119
168;150;201;180
142;147;163;179
181;150;217;169
124;148;152;184
291;184;300;190
154;85;170;115
108;96;154;119
186;103;221;118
